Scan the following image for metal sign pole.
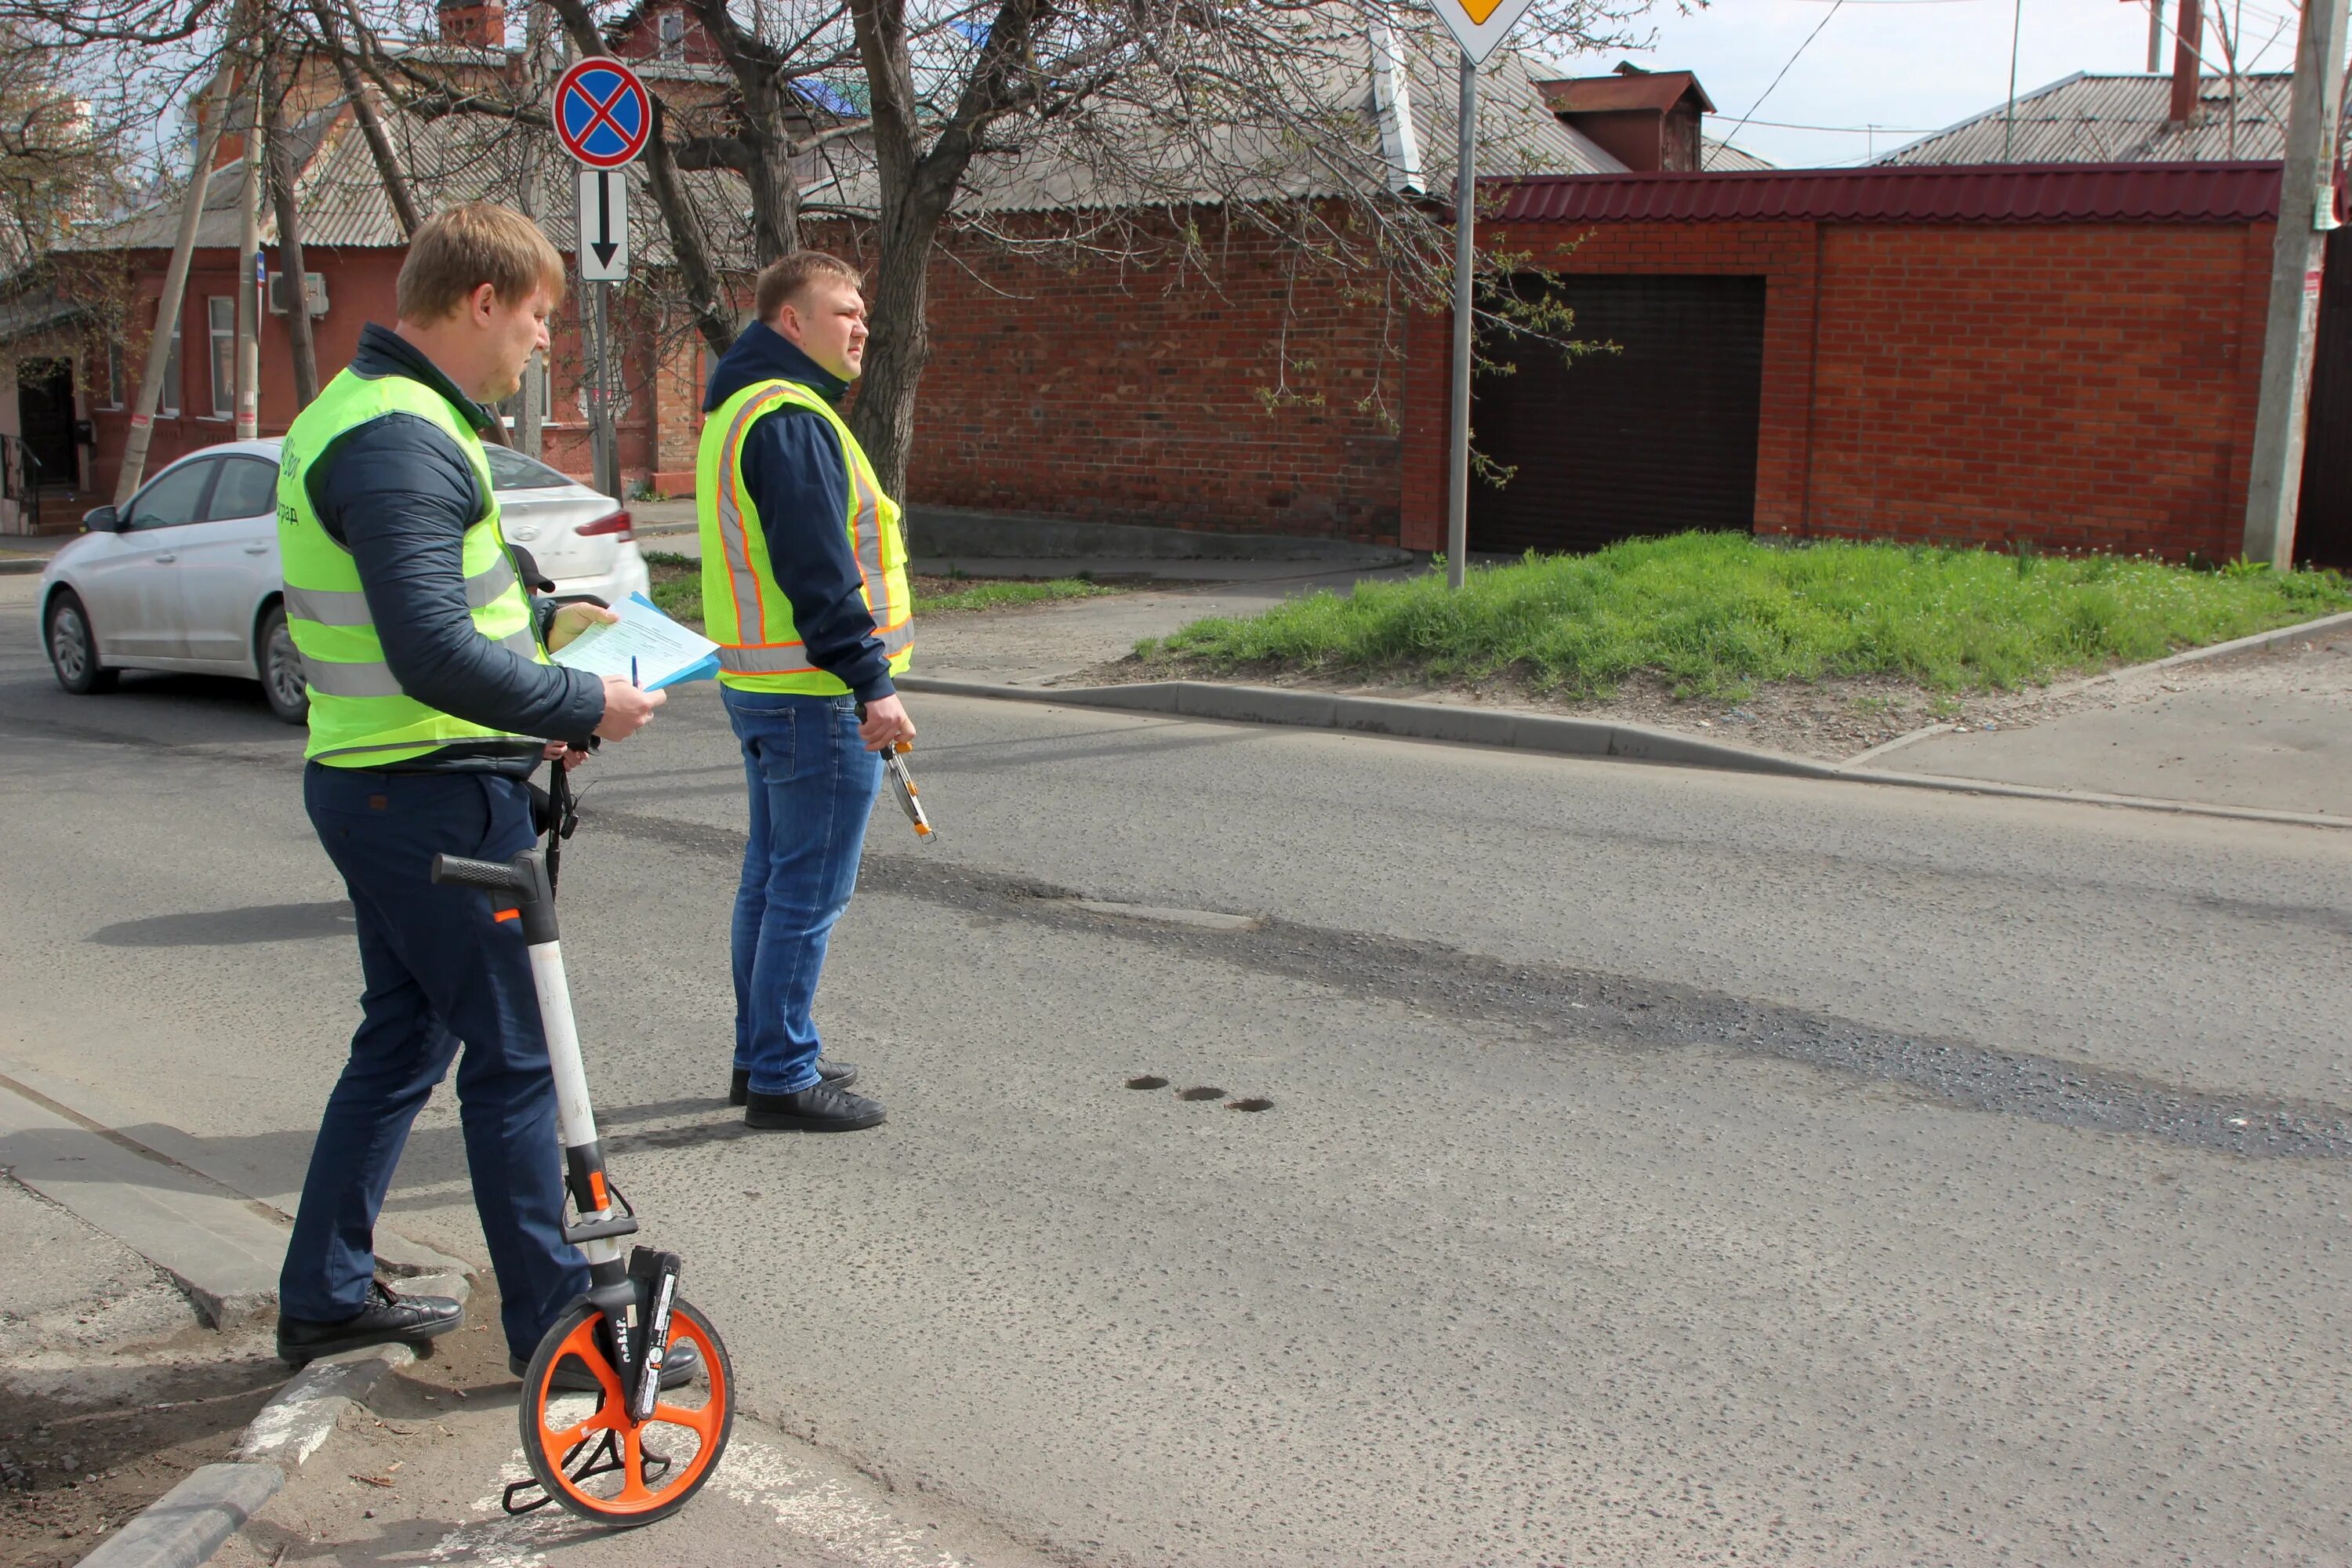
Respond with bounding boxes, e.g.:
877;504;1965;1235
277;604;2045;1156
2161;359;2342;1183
1446;53;1477;590
588;280;615;498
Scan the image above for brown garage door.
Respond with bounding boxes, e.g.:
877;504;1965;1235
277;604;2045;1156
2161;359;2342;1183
2296;227;2351;569
1468;274;1766;556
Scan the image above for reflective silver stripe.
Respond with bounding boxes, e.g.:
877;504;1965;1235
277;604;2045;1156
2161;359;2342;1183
292;564;510;626
718;644;815;675
880;620;913;658
848;460;891;630
713;389;795;642
468;558;519;609
499;627;541;657
301;659;405;698
284;585;372;626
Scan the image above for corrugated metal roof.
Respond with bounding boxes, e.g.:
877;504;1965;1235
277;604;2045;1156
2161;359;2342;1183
1487;161;2285;224
1880;72;2292;165
1699;136;1773;172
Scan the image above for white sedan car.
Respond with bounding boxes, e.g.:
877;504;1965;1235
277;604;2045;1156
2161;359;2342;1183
39;438;652;724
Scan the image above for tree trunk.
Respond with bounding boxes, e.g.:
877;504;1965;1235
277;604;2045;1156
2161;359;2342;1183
684;0;799;264
263;60;321;408
845;0;1014;495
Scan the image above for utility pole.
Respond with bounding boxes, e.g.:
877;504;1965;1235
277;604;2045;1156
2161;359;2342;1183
234;76;263;441
1445;57;1475;590
514;0;558;459
2147;0;2163;72
115;65;235;505
2240;0;2350;567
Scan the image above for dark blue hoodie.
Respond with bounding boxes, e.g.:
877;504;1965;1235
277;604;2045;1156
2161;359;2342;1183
702;323;895;702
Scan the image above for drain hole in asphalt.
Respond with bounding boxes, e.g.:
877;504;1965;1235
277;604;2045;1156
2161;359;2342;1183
1124;1075;1170;1091
1229;1098;1273;1113
1178;1086;1226;1102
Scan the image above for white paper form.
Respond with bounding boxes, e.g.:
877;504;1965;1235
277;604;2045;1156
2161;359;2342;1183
548;592;721;690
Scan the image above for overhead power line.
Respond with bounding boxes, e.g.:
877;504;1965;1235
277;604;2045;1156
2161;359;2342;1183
1721;0;1850;148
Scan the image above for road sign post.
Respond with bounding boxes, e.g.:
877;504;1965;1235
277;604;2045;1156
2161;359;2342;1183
552;57;651;503
1426;0;1535;587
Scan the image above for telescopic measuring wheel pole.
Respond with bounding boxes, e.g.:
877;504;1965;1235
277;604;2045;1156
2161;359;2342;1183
1426;0;1533;590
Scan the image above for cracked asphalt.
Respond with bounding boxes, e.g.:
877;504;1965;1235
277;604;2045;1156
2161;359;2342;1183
4;572;2350;1565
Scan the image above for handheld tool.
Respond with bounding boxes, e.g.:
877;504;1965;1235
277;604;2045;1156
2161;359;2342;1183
858;703;934;839
428;844;733;1526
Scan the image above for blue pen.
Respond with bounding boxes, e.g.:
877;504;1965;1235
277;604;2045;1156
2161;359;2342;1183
631;656;640;689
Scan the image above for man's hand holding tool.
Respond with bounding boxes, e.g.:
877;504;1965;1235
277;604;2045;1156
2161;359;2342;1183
857;700;933;838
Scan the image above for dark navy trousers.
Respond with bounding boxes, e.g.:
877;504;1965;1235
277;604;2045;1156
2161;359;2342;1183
280;763;590;1357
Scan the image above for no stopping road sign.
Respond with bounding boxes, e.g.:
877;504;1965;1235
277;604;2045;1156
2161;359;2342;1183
553;58;652;169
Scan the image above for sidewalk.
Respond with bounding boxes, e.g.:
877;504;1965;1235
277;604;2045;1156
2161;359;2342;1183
0;1065;1053;1568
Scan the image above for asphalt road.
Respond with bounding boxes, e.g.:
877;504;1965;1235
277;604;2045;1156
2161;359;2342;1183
5;572;2350;1566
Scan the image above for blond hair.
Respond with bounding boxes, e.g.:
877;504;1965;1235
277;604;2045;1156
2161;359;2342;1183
754;251;861;323
396;201;566;323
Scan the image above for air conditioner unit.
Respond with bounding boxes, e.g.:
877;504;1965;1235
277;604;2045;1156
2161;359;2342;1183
267;271;328;318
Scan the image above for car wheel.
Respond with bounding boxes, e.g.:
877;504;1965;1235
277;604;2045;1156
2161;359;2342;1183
45;590;117;695
257;602;310;725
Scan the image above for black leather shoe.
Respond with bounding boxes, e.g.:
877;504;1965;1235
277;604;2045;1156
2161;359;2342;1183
730;1059;858;1105
510;1337;702;1393
278;1280;461;1366
745;1082;885;1131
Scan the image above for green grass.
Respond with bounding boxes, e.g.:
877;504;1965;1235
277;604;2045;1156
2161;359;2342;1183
639;550;1109;625
1142;532;2352;699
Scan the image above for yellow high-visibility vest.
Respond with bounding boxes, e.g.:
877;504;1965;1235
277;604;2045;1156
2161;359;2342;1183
277;368;547;767
695;378;913;694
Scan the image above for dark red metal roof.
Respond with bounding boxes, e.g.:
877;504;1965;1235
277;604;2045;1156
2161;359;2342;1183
1486;161;2286;225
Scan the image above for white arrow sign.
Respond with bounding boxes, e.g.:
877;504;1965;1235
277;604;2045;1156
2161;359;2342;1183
576;167;630;282
1428;0;1536;64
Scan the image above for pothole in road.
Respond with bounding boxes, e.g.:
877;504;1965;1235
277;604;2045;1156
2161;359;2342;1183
1229;1098;1274;1113
1177;1086;1226;1102
1058;899;1265;933
1124;1075;1170;1091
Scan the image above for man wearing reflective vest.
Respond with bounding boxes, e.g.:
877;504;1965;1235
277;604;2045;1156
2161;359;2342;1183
697;251;913;1133
272;204;667;1374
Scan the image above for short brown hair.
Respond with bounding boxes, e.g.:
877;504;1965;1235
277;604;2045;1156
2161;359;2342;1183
396;201;566;323
754;251;860;323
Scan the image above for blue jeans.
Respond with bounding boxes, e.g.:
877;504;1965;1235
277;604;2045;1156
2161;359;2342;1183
281;764;590;1359
724;688;883;1096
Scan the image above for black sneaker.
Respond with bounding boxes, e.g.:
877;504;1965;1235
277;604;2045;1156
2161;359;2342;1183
510;1337;702;1393
745;1082;885;1131
730;1059;858;1105
278;1280;462;1366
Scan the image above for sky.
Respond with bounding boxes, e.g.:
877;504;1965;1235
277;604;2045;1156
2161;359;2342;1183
1533;0;2318;169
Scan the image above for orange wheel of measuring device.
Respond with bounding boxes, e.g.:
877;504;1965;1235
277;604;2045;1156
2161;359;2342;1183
517;1298;733;1526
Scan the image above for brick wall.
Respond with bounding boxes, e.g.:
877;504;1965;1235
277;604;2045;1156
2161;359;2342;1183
1409;213;2274;561
808;210;1412;543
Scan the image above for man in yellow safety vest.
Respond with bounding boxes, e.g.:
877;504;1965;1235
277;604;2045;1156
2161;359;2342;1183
273;203;670;1375
695;252;913;1132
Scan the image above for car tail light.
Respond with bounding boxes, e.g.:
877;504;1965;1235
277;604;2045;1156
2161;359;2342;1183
577;510;634;541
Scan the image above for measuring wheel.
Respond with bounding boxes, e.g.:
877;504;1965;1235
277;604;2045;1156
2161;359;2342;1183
515;1296;734;1526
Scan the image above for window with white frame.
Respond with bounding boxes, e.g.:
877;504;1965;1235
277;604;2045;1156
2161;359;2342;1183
207;296;234;419
106;340;124;408
657;9;685;59
156;299;181;416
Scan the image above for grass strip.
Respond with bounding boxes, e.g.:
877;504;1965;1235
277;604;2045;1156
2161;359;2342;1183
1142;532;2352;699
641;551;1109;625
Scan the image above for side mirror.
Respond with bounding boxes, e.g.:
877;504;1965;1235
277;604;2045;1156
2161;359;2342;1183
82;505;119;533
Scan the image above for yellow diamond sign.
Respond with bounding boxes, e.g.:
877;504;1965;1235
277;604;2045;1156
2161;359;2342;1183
1429;0;1536;63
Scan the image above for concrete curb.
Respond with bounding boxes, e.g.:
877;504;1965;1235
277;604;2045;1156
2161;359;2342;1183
0;556;49;575
72;1464;284;1568
236;1272;470;1471
898;676;2352;831
74;1269;473;1568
